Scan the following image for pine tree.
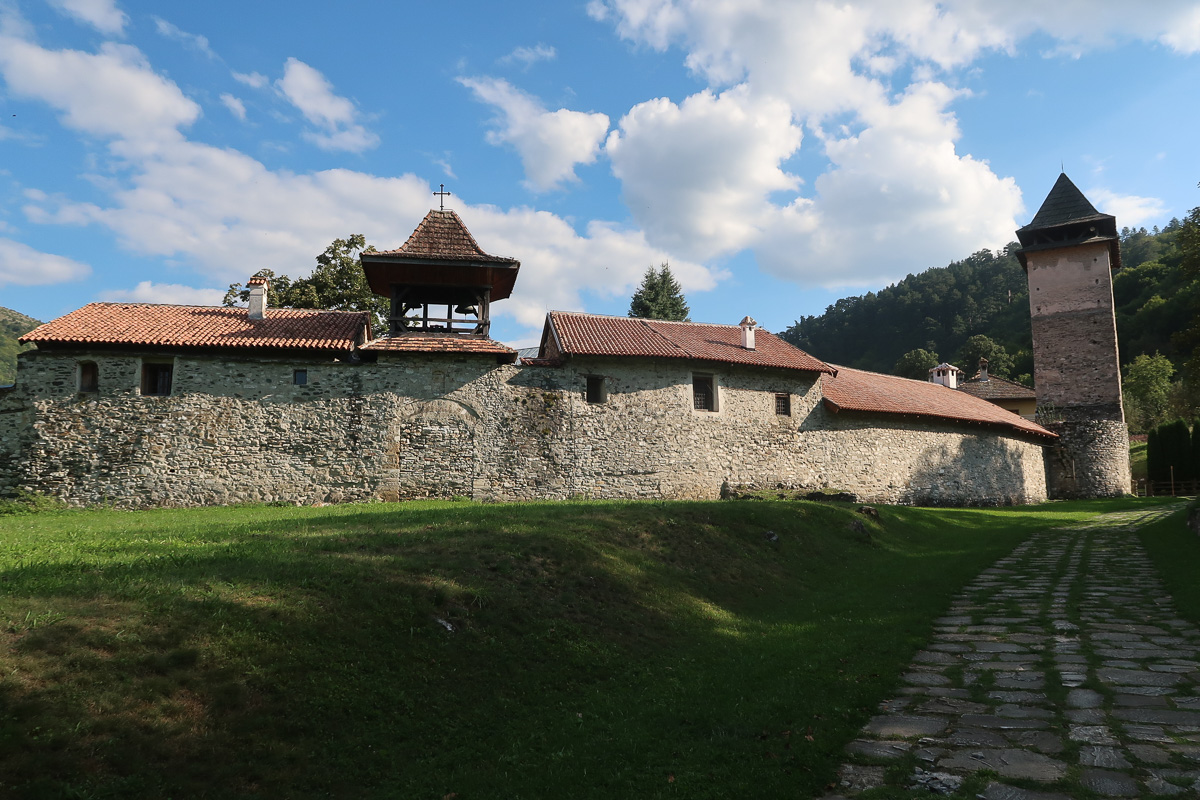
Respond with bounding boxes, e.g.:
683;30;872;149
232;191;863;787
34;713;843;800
628;263;690;321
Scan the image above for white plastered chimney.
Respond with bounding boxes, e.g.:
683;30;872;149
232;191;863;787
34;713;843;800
739;316;757;350
247;276;268;320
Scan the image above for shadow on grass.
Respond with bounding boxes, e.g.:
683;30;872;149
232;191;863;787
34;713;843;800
0;498;1116;799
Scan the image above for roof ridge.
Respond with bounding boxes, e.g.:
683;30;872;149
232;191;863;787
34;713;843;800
554;310;747;329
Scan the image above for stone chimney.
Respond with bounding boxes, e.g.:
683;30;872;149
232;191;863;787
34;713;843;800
978;357;990;381
928;362;962;389
739;316;757;350
247;276;268;320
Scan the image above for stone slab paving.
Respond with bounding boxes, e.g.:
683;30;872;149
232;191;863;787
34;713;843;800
823;504;1200;799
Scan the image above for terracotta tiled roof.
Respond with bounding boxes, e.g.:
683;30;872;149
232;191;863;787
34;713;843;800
957;375;1037;402
374;209;517;264
361;334;516;360
543;312;835;374
821;365;1054;440
21;303;369;353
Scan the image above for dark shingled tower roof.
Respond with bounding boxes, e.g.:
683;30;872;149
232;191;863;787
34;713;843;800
360;209;521;300
1014;173;1121;270
1019;173;1110;231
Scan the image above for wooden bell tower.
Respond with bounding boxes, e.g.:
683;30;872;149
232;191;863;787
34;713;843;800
361;204;520;339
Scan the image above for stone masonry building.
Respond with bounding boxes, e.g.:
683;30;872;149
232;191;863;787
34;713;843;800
1015;173;1131;498
0;177;1128;508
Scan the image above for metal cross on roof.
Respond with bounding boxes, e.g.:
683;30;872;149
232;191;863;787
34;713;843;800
434;184;451;211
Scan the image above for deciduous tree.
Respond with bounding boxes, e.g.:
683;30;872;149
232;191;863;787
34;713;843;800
955;335;1014;379
1122;353;1175;432
893;348;940;381
224;235;388;335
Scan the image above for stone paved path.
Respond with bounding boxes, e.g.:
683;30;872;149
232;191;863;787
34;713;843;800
823;503;1200;799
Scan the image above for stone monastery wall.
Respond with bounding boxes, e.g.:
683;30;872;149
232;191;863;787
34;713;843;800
0;349;1048;508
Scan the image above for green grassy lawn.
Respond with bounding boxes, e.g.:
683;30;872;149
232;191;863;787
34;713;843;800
1130;438;1147;482
1139;500;1200;621
0;497;1160;799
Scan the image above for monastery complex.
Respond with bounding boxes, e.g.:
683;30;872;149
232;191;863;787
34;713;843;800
0;175;1131;508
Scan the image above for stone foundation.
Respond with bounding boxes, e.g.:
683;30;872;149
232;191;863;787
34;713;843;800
1041;410;1130;499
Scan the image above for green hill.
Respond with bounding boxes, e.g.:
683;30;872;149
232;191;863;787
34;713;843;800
0;306;42;385
779;220;1198;382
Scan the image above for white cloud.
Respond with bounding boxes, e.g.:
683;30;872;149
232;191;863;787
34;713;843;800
1159;5;1200;52
22;141;715;330
585;0;1050;285
0;124;42;144
458;76;609;192
757;82;1023;286
607;85;802;259
500;44;557;67
232;70;269;89
275;58;378;153
220;93;246;121
0;37;200;143
1087;189;1168;228
46;0;126;36
98;281;225;305
457;207;716;328
152;17;216;59
0;238;91;285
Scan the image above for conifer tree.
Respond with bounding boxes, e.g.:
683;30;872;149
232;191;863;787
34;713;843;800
1147;427;1163;483
628;263;690;321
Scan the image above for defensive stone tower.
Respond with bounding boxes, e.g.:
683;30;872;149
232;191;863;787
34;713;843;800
1015;173;1129;498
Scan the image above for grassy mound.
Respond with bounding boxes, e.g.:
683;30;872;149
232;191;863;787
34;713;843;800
0;498;1144;798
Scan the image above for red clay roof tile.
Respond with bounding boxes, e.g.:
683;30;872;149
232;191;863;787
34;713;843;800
21;303;368;353
374;209;517;264
361;335;516;358
545;312;835;374
957;374;1037;402
821;365;1054;439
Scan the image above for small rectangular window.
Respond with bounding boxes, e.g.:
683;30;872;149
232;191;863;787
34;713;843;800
775;393;791;416
294;369;308;386
78;361;99;393
693;375;715;411
141;362;173;396
586;375;606;404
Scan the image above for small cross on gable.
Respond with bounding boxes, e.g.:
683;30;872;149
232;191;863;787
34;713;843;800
433;184;452;211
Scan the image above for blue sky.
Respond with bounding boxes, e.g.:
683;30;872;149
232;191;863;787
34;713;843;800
1;0;1198;346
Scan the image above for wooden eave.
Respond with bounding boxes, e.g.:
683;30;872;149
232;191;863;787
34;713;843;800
360;254;520;300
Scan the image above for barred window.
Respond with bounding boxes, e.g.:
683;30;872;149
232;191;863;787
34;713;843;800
693;375;714;411
775;393;791;416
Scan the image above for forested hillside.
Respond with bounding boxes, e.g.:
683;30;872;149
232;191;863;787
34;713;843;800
780;219;1198;390
0;307;41;385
